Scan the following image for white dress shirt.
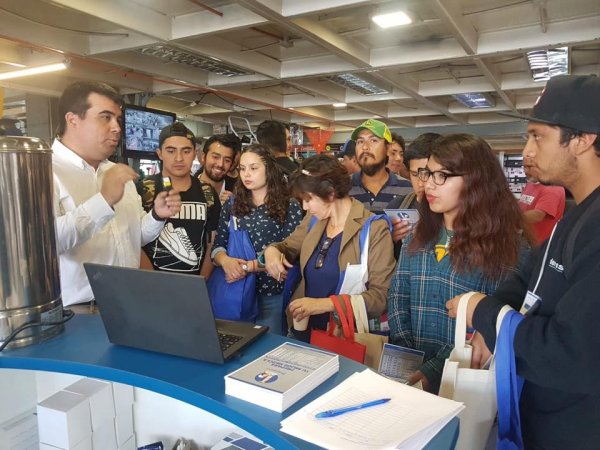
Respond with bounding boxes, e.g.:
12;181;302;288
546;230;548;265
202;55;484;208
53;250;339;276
52;139;164;306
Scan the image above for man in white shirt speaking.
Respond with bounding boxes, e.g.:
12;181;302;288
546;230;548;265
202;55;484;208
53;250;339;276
52;81;181;310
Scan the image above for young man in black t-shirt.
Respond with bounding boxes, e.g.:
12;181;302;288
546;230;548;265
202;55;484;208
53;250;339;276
139;122;220;276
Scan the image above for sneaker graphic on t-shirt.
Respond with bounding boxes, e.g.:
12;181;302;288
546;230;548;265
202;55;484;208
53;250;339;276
158;222;198;265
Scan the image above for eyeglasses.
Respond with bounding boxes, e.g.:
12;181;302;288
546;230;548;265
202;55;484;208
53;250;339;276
417;168;462;185
315;237;335;269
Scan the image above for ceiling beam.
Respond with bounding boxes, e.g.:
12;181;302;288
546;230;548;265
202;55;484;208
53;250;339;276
372;72;466;124
172;4;267;39
48;0;172;41
236;0;371;69
430;0;517;112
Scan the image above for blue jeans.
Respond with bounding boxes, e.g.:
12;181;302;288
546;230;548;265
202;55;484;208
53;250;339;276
255;293;285;335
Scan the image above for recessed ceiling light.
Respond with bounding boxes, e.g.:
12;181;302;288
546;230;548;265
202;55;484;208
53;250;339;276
526;47;569;82
453;93;495;108
372;11;412;29
332;102;347;108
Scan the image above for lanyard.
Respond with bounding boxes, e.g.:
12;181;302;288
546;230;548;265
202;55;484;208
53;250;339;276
531;222;558;295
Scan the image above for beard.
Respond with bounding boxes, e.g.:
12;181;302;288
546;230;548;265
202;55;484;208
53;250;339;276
359;157;386;176
204;166;227;182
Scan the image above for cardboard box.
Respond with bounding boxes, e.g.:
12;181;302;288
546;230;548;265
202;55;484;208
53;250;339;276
114;405;134;447
91;420;117;450
37;391;91;449
63;379;115;431
39;435;92;450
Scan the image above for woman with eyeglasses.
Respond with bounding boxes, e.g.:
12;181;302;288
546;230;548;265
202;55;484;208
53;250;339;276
387;133;531;393
263;155;395;341
211;144;303;334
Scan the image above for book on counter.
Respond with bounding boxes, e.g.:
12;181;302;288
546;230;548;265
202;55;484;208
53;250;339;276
224;342;339;413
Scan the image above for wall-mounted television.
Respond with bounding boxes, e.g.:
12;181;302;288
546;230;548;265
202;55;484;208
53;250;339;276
122;104;176;160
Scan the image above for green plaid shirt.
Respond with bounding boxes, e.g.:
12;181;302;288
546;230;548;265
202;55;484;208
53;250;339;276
388;234;528;387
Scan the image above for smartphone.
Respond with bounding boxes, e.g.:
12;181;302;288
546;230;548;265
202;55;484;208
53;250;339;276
384;209;420;226
162;176;172;191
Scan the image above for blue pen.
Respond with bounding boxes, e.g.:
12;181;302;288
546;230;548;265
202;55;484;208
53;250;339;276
314;398;391;419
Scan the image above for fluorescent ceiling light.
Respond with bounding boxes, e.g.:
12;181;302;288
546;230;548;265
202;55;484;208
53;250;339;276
0;61;26;68
332;102;347;108
0;62;68;81
526;47;569;82
328;73;390;96
139;45;251;77
372;11;412;29
453;92;495;109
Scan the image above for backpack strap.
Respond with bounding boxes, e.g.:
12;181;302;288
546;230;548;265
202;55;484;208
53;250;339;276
398;192;416;209
358;214;392;257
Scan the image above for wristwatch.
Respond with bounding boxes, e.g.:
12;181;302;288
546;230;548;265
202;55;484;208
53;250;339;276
256;250;266;269
241;264;249;271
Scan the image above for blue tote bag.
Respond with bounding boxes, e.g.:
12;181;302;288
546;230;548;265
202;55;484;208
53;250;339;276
496;310;525;450
207;216;258;321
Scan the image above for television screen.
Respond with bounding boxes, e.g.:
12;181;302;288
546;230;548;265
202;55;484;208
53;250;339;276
122;104;176;160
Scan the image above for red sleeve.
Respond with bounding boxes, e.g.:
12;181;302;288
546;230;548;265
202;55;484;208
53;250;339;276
534;186;565;219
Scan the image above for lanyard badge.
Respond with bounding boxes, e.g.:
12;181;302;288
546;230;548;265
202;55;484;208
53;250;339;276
520;291;541;315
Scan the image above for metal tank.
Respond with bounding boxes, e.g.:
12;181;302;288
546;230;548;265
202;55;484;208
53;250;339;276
0;136;63;349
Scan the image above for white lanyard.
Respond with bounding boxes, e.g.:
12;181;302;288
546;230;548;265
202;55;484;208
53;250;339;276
531;222;559;295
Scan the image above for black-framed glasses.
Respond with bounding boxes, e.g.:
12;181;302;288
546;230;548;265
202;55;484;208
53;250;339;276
417;168;462;186
315;237;335;269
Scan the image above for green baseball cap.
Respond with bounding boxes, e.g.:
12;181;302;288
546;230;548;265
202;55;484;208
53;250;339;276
351;119;392;143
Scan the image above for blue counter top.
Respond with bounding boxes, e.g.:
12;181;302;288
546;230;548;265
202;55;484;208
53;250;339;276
0;315;458;449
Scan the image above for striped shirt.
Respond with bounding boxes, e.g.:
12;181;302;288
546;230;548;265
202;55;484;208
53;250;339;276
349;170;413;214
388;233;529;388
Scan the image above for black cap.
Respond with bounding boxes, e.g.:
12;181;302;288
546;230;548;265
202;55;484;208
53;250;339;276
503;75;600;134
340;139;356;158
158;122;196;148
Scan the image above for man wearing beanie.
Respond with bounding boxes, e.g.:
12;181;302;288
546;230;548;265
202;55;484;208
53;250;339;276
140;122;221;277
447;75;600;449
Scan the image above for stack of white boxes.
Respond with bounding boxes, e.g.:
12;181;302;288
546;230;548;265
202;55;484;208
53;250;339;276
37;378;135;450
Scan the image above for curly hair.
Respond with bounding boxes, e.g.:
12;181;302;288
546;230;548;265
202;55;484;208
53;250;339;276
288;154;351;201
231;144;290;223
409;133;530;278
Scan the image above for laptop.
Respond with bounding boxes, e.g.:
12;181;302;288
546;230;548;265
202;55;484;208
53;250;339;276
83;263;268;364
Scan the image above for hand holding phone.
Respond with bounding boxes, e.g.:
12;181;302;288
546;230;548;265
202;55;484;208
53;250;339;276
384;209;420;226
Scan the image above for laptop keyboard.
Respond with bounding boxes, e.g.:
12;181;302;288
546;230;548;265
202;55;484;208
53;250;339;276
218;332;243;351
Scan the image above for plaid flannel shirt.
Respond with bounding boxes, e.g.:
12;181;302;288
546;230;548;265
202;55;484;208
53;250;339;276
388;234;528;386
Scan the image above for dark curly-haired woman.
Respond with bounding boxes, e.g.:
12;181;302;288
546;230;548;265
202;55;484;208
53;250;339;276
211;144;303;334
388;133;532;393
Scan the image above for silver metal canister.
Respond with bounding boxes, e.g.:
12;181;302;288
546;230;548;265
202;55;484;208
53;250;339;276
0;136;63;349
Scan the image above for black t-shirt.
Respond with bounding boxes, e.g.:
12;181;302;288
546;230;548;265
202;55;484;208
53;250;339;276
275;156;299;176
141;175;221;273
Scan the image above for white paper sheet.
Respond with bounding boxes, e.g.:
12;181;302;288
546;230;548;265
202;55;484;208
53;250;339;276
280;369;463;450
